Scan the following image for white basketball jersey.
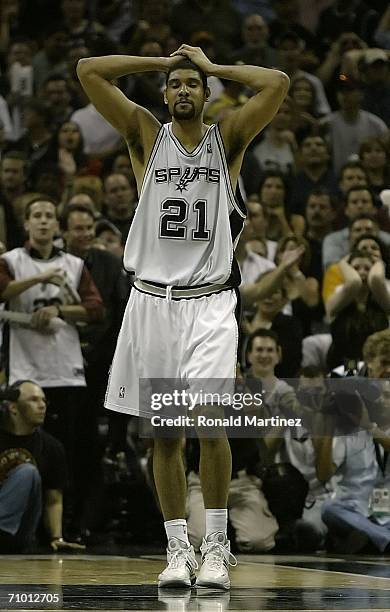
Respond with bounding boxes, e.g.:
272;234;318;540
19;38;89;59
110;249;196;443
123;123;246;286
3;248;86;388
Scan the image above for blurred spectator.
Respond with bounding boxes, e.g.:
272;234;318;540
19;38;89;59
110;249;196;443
29;162;65;203
40;75;74;130
274;235;320;336
234;0;275;22
71;99;122;158
325;250;390;369
290;134;338;216
107;152;135;185
62;203;129;528
124;0;171;53
304;189;336;283
95;0;134;44
32;28;68;92
268;0;318;52
0;96;14;142
360;50;390;126
15;98;51;168
338;160;369;198
276;31;330;117
289;76;321;125
321;77;387;175
0;196;105;534
258;170;304;241
247;198;277;260
59;0;105;47
359;137;390;196
323;231;390;306
128;41;166;122
71;175;104;213
44;121;87;182
0;150;28;249
169;0;241;61
102;172;137;243
0;0;23;55
204;79;248;124
374;4;390;49
229;14;278;68
95;218;124;259
0;380;84;553
317;1;381;48
322;188;390;268
252;98;296;175
243;280;303;378
316;32;367;109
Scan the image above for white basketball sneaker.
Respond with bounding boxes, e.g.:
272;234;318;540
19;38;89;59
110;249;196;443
196;531;237;590
158;537;198;588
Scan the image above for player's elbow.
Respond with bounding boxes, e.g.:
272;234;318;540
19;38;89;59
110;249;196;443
77;57;94;78
273;71;290;94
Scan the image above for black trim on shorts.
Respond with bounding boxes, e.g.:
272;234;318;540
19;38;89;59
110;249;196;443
133;283;233;301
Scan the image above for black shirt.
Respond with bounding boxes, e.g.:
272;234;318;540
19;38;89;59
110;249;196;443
0;428;67;490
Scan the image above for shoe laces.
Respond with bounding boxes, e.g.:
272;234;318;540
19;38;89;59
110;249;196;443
167;544;198;571
202;540;237;571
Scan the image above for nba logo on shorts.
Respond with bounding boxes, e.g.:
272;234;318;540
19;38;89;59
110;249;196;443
119;386;126;398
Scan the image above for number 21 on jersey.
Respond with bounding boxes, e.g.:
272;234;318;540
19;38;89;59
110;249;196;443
159;198;210;241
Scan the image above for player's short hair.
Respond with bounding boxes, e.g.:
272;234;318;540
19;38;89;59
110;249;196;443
165;58;208;90
24;195;59;219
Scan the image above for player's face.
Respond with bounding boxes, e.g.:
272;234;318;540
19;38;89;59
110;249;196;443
247;337;280;375
25;201;58;243
165;69;208;121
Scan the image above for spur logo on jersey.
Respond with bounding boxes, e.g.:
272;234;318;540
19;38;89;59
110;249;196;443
154;166;220;192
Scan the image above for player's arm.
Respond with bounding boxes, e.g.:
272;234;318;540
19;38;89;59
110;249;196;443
170;45;289;154
76;55;179;153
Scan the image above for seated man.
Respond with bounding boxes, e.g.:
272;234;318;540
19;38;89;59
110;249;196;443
0;380;85;552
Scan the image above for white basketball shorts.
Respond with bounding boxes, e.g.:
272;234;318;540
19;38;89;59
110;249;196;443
104;286;239;418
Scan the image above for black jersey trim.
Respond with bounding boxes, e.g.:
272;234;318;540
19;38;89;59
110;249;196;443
214;124;246;219
167;122;213;157
137;125;164;198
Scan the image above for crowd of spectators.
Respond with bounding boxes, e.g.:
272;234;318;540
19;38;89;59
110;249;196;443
1;0;390;556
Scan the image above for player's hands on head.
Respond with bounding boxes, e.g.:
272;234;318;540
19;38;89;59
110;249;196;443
170;44;213;75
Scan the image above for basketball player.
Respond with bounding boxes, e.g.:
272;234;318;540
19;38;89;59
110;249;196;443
77;45;289;589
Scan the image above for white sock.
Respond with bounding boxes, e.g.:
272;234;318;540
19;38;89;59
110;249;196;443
205;508;228;537
164;518;190;545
